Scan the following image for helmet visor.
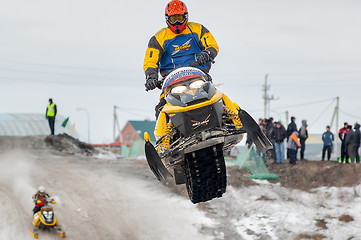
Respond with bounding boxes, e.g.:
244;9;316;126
168;14;186;24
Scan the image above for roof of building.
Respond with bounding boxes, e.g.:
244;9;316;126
0;113;77;137
128;120;156;142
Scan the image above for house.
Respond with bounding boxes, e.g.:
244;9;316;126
121;120;156;146
120;120;156;157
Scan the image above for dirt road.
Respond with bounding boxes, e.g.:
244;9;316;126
0;136;213;240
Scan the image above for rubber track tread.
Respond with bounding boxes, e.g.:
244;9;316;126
184;143;226;203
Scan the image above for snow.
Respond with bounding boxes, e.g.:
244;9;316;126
205;184;361;239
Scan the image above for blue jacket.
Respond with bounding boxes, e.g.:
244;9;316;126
144;22;219;79
322;131;334;146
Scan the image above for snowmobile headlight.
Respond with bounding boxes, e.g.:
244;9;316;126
189;80;204;89
171;85;187;94
43;211;53;218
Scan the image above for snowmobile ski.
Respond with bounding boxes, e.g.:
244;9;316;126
236;106;273;153
30;231;38;239
58;230;66;238
144;132;172;181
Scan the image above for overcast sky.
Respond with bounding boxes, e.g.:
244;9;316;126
0;0;360;143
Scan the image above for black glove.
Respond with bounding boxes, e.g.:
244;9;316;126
145;78;158;91
196;50;211;65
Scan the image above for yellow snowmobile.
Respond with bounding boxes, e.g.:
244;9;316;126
144;67;272;203
30;203;66;238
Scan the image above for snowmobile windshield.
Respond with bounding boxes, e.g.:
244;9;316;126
163;67;215;107
162;67;207;91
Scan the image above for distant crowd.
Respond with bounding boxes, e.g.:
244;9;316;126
337;122;360;163
247;116;361;166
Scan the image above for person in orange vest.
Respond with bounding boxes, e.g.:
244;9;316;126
45;98;57;135
287;131;301;165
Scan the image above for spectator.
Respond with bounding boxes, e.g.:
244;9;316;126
257;124;268;166
355;123;360;163
322;125;334;161
338;122;349;163
298;120;308;160
287;116;298;139
266;117;276;162
246;133;253;149
45;98;57;135
272;122;287;164
287;131;301;165
345;125;357;163
266;117;275;137
287;116;297;158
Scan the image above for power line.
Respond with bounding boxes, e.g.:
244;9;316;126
0;67;123;80
116;107;153;118
0;59;134;73
308;99;336;128
339;110;361;120
275;97;335;109
271;70;361;76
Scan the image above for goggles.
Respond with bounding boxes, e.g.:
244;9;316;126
167;14;187;25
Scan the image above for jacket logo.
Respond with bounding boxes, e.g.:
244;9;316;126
172;38;192;55
191;114;211;130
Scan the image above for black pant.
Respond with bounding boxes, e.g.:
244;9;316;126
322;145;332;160
33;206;41;214
356;146;360;163
155;98;166;119
347;143;357;163
340;141;348;162
288;149;297;165
299;138;306;159
48;117;55;135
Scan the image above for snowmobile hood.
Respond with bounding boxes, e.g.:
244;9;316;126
162;67;206;90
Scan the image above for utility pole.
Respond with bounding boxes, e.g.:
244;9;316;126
263;74;268;118
113;105;117;142
262;74;277;119
335;96;339;158
330;97;340;158
113;105;122;143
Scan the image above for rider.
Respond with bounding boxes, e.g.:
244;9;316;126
32;185;55;214
143;0;219;118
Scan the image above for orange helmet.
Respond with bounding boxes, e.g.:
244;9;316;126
165;0;188;34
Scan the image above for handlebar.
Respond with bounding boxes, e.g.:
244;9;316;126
145;79;164;92
145;60;214;91
189;59;215;67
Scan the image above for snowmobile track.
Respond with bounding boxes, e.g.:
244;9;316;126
184;143;226;203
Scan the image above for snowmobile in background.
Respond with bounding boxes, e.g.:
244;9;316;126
144;66;272;203
30;200;66;238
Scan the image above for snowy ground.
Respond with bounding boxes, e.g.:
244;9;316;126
0;136;361;239
200;179;361;239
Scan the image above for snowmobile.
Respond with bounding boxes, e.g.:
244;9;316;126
30;201;66;238
144;66;273;203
